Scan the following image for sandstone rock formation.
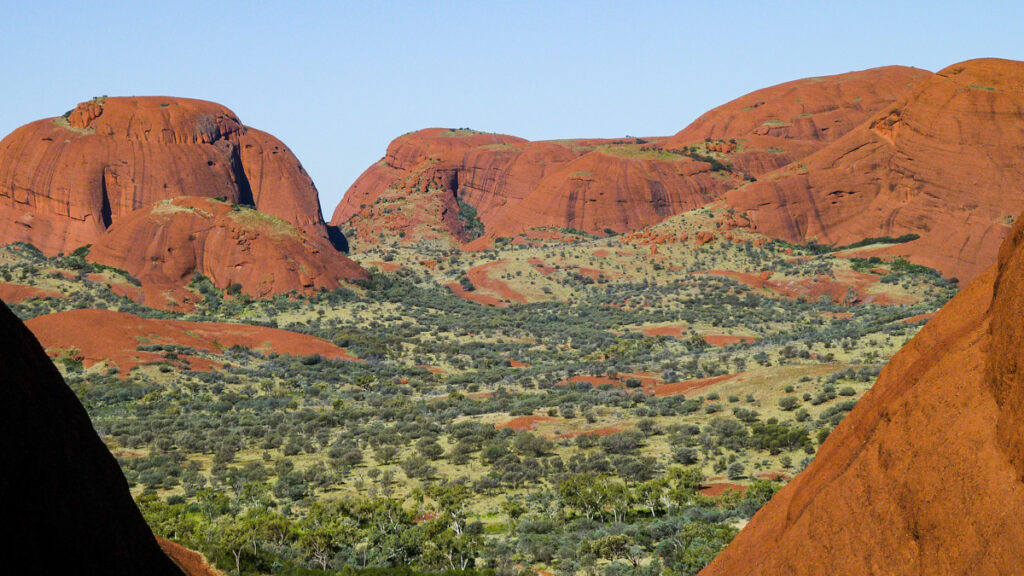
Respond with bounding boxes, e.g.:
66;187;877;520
699;205;1024;574
333;129;743;246
665;65;930;177
88;197;367;307
0;96;333;254
0;298;183;575
333;66;926;246
725;58;1024;281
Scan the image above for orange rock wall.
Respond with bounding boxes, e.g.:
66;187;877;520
0;96;331;256
700;203;1024;574
725;58;1024;281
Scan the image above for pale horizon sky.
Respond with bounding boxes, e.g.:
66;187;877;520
2;1;1022;216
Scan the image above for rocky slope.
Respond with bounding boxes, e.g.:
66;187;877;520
332;66;925;247
699;207;1024;574
664;65;930;177
88;197;368;307
0;96;333;253
0;298;183;575
725;58;1024;282
0;97;367;301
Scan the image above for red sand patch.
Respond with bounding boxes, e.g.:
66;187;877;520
158;537;224;576
447;282;508;307
449;261;528;306
468;261;527;303
106;281;145;303
26;308;358;378
497;415;556;431
557;426;623;439
558;374;619;387
821;312;854;319
651;373;741;397
699;483;748;497
901;312;935;324
698;268;912;306
507;359;531;368
0;283;63;303
420;364;445;374
577;266;620;281
592;249;610;257
757;471;792;481
640;325;688;338
704;334;757;347
558;372;664;392
527;258;556;276
367;260;403;272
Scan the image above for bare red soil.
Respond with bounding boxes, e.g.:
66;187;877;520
157;537;223;576
446;282;507;307
26;308;357;378
527;258;556;276
367;260;404;272
577;266;620;281
557;426;624;439
698;483;748;497
699;268;910;306
704;334;757;347
0;283;63;302
497;415;557;431
901;312;935;324
650;373;741;397
466;261;527;303
639;325;689;338
558;374;619;387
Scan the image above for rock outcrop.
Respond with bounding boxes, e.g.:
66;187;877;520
332;129;744;246
332;66;926;247
665;65;930;177
725;58;1024;281
0;298;183;575
699;205;1024;574
0;96;336;254
88;197;368;307
0;96;368;303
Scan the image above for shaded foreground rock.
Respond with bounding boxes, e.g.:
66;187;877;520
0;299;183;575
699;206;1024;574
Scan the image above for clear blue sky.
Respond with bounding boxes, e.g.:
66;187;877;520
2;1;1021;216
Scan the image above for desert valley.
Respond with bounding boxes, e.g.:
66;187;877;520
3;52;1024;576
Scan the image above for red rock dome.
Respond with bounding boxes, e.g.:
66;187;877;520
724;58;1024;281
0;96;333;255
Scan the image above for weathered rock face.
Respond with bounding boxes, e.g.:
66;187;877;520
699;207;1024;574
332;129;745;246
0;96;332;255
665;65;930;177
89;197;368;307
0;298;183;575
725;58;1024;282
332;66;925;247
